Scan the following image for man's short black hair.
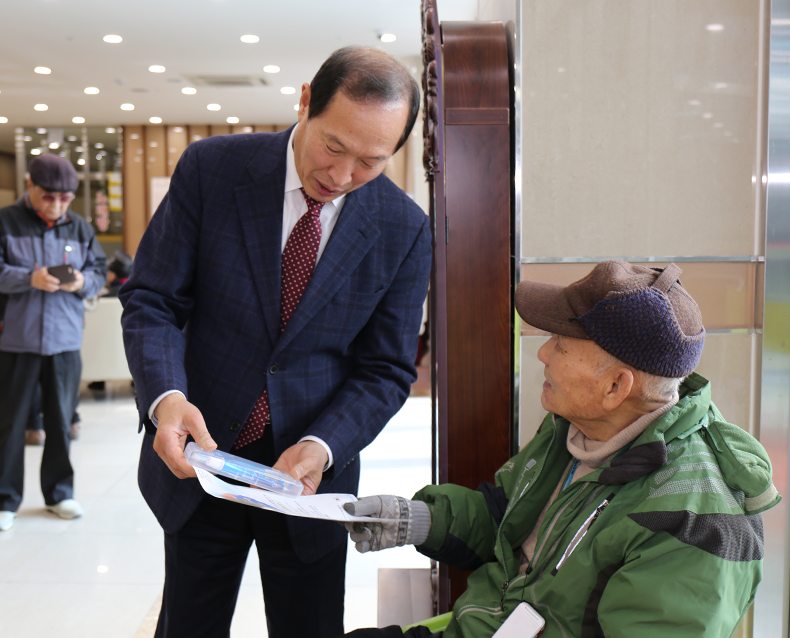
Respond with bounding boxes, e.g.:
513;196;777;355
308;46;420;153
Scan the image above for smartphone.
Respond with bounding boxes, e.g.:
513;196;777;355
48;264;76;284
492;602;546;638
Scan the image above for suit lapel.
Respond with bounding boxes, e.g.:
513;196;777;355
235;134;290;347
273;187;381;355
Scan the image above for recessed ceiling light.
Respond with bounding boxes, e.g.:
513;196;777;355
77;158;86;165
49;142;59;149
95;143;104;149
103;35;123;43
24;136;32;141
67;136;78;141
121;103;134;110
182;87;197;95
702;112;713;119
149;65;166;73
226;116;239;124
0;117;7;124
97;565;109;574
713;122;724;128
263;65;280;73
75;146;84;152
240;35;259;43
149;117;162;124
36;128;47;134
84;87;100;95
293;104;299;111
95;154;103;161
34;67;51;74
379;33;397;43
172;126;183;132
714;82;728;89
34;104;48;111
706;24;724;32
31;148;42;155
207;103;221;111
280;87;296;95
105;128;116;134
689;99;701;106
72;117;85;124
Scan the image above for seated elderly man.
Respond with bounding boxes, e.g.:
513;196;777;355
343;260;780;638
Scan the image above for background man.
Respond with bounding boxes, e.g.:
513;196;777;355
120;46;431;638
0;154;107;532
345;260;779;638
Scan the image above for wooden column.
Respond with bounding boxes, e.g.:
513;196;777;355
122;126;146;256
423;0;514;612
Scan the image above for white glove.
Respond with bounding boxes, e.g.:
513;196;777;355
343;495;431;553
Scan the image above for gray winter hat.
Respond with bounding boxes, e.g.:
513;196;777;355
29;154;79;193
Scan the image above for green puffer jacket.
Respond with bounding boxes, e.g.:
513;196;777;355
415;374;780;638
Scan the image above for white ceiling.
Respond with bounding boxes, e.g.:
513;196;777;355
0;0;479;153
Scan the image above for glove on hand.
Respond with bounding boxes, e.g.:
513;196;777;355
343;495;431;553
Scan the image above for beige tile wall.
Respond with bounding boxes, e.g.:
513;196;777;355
519;0;765;258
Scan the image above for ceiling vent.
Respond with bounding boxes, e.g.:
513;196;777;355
185;75;268;88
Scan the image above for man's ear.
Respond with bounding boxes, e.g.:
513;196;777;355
602;368;634;412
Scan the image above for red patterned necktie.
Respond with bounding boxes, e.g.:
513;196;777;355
232;188;324;450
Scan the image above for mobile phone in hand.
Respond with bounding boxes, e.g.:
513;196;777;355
48;264;76;284
493;602;546;638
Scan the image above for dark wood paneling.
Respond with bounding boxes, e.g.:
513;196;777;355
426;17;513;610
122;126;146;256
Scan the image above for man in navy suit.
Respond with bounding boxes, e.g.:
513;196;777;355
120;47;431;638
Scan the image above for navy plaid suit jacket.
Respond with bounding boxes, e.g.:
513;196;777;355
120;127;432;562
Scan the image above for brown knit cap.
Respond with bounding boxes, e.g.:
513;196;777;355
515;260;705;377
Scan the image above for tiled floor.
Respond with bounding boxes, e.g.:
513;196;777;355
0;382;431;637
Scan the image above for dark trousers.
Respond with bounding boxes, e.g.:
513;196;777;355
0;350;81;510
155;428;347;638
344;627;440;637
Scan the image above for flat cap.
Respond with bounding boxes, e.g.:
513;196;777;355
29;154;79;193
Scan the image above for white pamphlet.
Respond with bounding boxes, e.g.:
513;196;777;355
194;468;393;522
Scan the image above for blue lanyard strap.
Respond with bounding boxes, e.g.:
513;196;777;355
562;458;580;491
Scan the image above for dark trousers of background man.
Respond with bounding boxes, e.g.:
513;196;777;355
0;350;81;511
155;424;347;638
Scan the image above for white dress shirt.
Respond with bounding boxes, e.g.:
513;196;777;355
150;125;344;469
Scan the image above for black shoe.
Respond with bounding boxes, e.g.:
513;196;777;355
88;381;106;391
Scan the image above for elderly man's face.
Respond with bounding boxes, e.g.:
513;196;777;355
26;179;74;222
292;83;409;203
537;334;612;428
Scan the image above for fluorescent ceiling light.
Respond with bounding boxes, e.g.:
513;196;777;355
72;117;85;124
263;65;280;73
31;148;42;155
182;87;197;95
380;33;397;43
149;65;166;73
84;87;100;94
35;67;51;74
207;104;221;111
103;35;123;43
149;117;162;124
227;116;239;124
240;35;259;43
49;142;59;149
706;24;724;32
280;87;296;95
77;158;86;165
0;117;7;123
121;103;134;110
34;104;48;111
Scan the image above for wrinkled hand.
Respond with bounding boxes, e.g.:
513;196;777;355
343;496;431;553
59;269;85;293
30;266;60;292
153;393;217;479
273;441;329;496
